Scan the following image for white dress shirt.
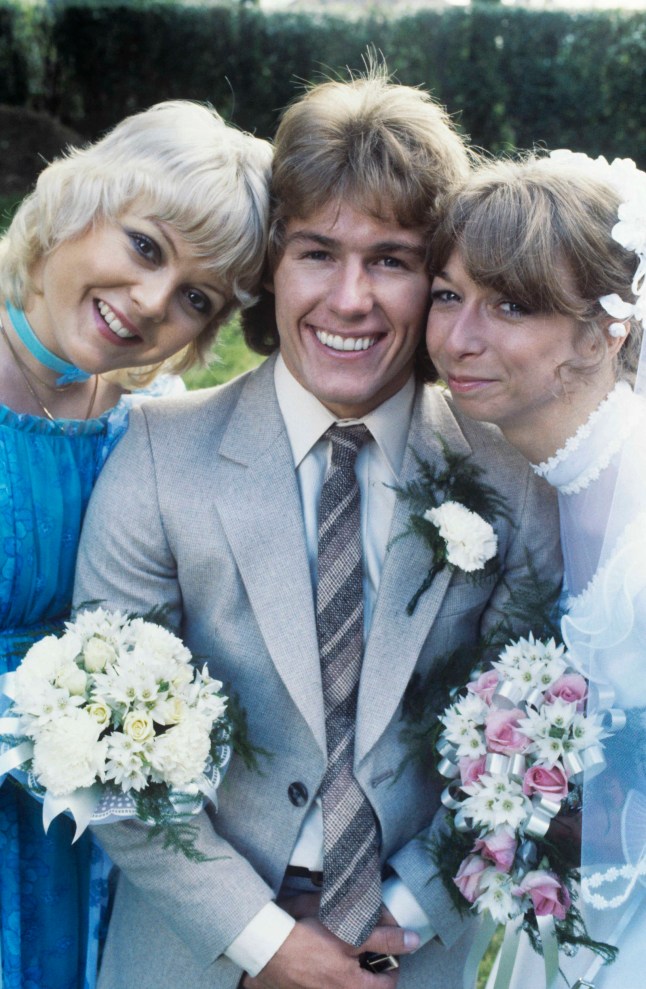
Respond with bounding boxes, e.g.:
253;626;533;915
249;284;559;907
225;357;434;975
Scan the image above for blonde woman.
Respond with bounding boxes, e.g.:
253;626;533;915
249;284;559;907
0;100;271;989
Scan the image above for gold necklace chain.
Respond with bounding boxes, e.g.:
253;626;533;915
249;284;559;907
0;311;98;422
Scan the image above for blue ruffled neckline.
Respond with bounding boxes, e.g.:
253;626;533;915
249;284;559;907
0;395;133;436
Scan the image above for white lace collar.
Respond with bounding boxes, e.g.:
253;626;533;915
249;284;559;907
531;382;642;495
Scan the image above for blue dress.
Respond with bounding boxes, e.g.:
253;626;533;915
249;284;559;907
0;380;182;989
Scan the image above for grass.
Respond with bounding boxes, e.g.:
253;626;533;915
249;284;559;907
0;195;22;231
477;926;503;988
183;315;263;391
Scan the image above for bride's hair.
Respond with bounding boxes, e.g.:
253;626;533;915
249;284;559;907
430;152;642;381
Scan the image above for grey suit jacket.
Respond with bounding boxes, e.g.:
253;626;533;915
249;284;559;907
74;355;561;988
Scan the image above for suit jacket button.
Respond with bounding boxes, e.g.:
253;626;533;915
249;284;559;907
288;782;308;807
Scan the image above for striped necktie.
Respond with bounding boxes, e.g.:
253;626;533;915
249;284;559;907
316;423;382;946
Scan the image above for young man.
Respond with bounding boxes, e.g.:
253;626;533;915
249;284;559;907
75;69;560;989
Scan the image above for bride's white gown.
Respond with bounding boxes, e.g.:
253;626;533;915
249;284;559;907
488;380;646;989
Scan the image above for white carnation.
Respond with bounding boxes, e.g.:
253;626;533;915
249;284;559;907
424;501;497;572
125;621;191;670
16;635;69;684
150;717;211;788
31;711;106;796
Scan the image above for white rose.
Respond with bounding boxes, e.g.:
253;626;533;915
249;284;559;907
424;501;498;572
153;696;188;726
55;663;88;696
83;637;118;673
150;717;211;788
31;711;106;796
123;710;155;742
87;699;111;727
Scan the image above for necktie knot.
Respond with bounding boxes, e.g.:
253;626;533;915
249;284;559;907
325;423;371;468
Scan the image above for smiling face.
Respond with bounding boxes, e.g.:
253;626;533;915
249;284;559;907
269;200;431;419
24;210;227;376
426;251;619;458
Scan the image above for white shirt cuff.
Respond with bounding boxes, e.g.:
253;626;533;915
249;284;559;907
224;902;296;977
382;876;435;947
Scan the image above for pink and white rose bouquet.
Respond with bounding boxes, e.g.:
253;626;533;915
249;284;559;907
435;633;610;939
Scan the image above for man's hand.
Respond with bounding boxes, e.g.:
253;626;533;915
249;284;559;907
241;915;419;989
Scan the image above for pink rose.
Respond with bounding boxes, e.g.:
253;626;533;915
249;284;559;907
545;674;588;712
468;670;500;705
454;854;487;904
514;870;571;920
484;708;530;755
459;755;487;786
522;764;569;802
474;828;517;872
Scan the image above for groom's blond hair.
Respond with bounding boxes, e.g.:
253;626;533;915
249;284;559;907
242;62;471;373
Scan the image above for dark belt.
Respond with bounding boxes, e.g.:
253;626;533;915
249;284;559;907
284;865;324;887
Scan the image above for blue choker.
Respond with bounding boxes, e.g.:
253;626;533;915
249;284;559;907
5;301;91;386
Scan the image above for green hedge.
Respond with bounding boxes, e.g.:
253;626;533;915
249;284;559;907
2;2;645;165
0;4;29;105
391;7;646;162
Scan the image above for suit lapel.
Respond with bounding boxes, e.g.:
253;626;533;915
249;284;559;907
213;358;326;754
356;385;473;764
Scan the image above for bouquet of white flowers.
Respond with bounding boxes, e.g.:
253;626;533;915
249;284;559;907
0;608;230;856
433;634;620;988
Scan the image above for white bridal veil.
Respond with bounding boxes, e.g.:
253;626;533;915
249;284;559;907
557;154;646;988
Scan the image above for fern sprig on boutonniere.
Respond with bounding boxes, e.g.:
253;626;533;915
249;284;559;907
395;438;513;614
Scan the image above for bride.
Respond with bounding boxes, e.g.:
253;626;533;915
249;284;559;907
426;150;646;988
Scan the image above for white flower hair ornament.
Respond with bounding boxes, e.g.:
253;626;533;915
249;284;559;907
601;175;646;337
550;150;646;339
